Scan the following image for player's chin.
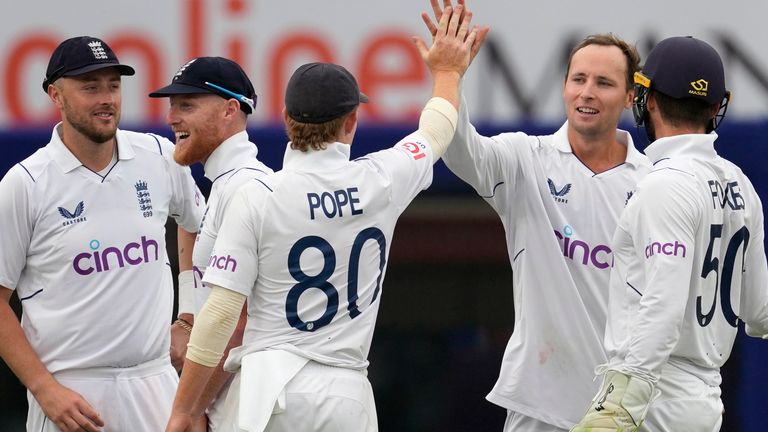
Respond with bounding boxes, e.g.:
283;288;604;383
173;141;196;166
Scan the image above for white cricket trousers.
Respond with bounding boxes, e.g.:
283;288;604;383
265;361;378;432
503;411;568;432
26;355;178;432
643;364;723;432
215;361;378;432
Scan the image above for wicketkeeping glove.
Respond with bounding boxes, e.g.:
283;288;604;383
570;370;654;432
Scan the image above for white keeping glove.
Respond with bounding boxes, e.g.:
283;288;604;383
570;370;654;432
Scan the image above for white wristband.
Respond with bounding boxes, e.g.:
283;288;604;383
177;269;196;317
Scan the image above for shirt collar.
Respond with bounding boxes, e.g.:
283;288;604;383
283;141;351;171
48;123;134;173
643;132;718;164
553;121;646;168
203;130;258;182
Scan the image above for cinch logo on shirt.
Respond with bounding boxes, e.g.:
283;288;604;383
72;236;159;275
645;240;687;259
554;225;612;269
208;254;237;272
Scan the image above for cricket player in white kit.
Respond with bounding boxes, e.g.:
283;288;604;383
0;36;204;432
165;6;487;432
571;36;768;432
150;56;273;431
423;3;651;429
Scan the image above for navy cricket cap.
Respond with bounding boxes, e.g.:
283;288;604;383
640;36;727;104
42;36;135;92
149;57;257;114
285;62;369;124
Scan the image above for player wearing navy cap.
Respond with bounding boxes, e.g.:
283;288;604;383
422;1;651;430
0;36;204;432
165;6;487;432
571;36;768;432
150;56;273;431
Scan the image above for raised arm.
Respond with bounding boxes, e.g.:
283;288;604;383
412;3;487;160
419;0;516;199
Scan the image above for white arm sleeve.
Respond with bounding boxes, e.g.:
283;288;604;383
623;173;698;379
740;181;768;338
417;97;458;160
0;167;34;290
186;285;246;367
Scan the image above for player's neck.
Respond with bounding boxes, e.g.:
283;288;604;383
569;132;627;174
651;119;707;140
57;123;117;172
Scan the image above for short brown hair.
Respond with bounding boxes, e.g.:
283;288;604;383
285;113;348;152
565;33;641;91
654;91;715;131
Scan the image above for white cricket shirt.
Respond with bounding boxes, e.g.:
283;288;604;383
0;125;204;374
191;131;272;313
203;136;434;371
442;107;651;427
605;133;768;386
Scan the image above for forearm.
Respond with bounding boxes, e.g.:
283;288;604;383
177;227;197;319
190;306;247;416
177;227;196;272
430;70;461;110
417;96;458;160
624;260;693;381
175;286;245;414
741;229;768;338
440;89;505;196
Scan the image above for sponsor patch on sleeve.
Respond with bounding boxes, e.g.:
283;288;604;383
398;141;428;161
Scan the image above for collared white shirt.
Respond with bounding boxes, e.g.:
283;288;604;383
606;133;768;385
191;131;272;313
442;99;651;427
204;134;433;371
0;125;204;373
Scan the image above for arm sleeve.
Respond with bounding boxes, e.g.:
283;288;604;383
161;136;205;233
417;97;458;160
740;182;768;337
354;133;435;214
622;172;700;379
440;88;531;203
201;182;262;296
0;167;34;290
186;285;246;367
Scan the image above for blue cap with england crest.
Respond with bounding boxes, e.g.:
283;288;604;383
42;36;135;92
149;56;257;115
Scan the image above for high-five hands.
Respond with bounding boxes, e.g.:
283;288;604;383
420;0;488;65
413;3;482;78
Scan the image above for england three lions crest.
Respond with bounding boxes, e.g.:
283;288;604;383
135;180;153;218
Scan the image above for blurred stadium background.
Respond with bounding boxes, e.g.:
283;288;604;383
1;1;767;430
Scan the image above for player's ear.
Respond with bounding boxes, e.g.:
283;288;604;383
225;98;240;117
624;86;635;109
48;83;63;108
343;108;358;135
